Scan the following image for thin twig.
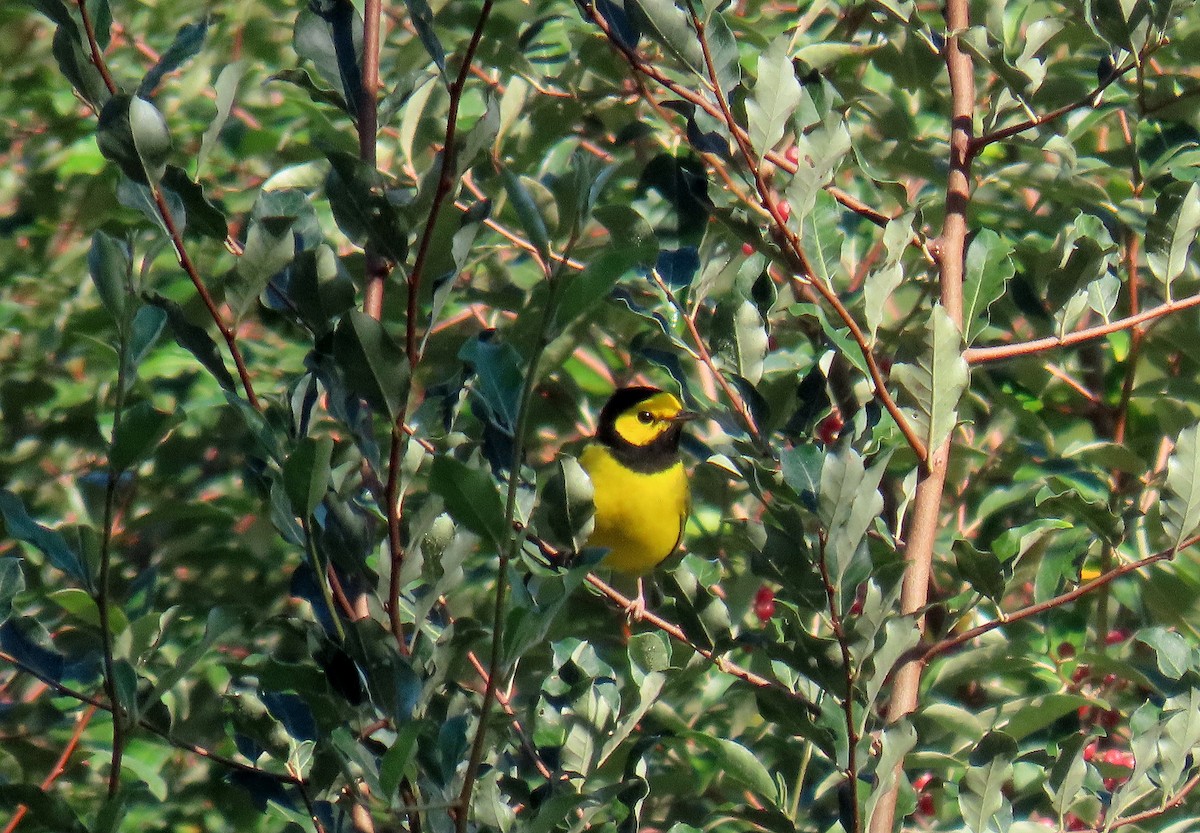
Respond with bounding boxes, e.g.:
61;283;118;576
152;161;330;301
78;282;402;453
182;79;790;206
584;574;820;715
649;271;764;446
0;649;307;786
920;537;1195;664
405;0;495;366
2;704;97;833
816;534;861;833
965;291;1200;364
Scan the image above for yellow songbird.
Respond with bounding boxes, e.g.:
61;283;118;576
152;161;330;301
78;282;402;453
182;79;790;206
579;386;696;613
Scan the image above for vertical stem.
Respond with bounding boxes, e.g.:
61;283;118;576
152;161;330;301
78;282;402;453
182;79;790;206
456;238;576;832
360;0;388;320
868;1;974;830
98;321;133;797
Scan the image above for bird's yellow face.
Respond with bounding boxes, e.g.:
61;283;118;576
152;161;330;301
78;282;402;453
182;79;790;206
609;391;690;447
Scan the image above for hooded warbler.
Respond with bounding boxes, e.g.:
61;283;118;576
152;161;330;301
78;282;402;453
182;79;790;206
580;387;697;590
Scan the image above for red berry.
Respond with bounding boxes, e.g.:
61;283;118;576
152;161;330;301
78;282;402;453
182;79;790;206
1083;741;1098;761
816;414;843;445
784;145;800;165
1072;665;1090;684
1065;813;1088;831
1058;642;1076;659
754;585;776;623
916;792;935;816
777;199;791;221
1105;629;1129;645
1099;709;1120;729
741;241;756;256
912;772;934;791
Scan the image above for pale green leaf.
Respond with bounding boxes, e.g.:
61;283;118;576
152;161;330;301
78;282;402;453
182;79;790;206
1164;424;1200;550
746;38;801;152
891;305;968;451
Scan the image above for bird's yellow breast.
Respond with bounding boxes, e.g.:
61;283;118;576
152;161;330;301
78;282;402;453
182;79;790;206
579;443;689;575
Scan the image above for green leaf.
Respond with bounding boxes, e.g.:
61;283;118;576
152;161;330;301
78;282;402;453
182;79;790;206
198;61;244;174
962;229;1015;344
228;214;295;321
714;300;768;384
502;169;551;264
1137;627;1192;679
161;166;228;240
1046;733;1090;820
1147;181;1200;294
627;0;703;75
124;303;167;381
458;332;524;433
332;310;407;420
88;231;130;328
958;731;1016;833
0;491;89;585
864;721;918;830
681;731;777;803
536;455;595;553
819;447;889;596
955;543;1007;601
746;37;802;153
48;587;127;632
137;18;208;98
891;305;969;451
97;94;172;186
0;558;25;621
111;401;183;472
325;149;409;264
49;19;110;110
1164;423;1200;550
138;607;239;715
283;436;335;518
428;455;508;547
143;293;237;393
780;444;823;507
799;191;842;287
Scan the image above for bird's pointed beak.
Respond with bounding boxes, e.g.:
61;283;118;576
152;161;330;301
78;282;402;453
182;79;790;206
674;410;700;423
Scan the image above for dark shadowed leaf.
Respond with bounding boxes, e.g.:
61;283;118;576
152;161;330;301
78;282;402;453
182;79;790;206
429;455;507;546
0;492;88;584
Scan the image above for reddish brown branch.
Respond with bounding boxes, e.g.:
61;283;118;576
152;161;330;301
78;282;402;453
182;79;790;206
868;2;975;830
965;291;1200;364
2;704;97;833
921;537;1194;664
405;0;495;366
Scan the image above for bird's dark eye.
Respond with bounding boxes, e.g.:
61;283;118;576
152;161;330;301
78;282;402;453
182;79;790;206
637;410;654;424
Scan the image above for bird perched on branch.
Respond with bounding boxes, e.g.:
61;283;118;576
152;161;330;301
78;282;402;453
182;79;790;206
580;386;696;617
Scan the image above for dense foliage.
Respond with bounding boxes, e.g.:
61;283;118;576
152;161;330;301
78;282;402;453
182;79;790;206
2;0;1200;832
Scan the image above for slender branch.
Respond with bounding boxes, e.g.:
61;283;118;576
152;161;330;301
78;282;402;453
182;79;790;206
360;0;389;320
921;537;1193;664
816;534;860;833
649;271;764;446
97;304;137;797
72;0;260;411
0;649;306;786
405;0;495;367
456;233;567;833
965;290;1200;364
970;60;1138;153
75;0;117;95
584;574;820;715
151;187;260;409
2;704;96;833
868;3;974;830
1105;768;1200;831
